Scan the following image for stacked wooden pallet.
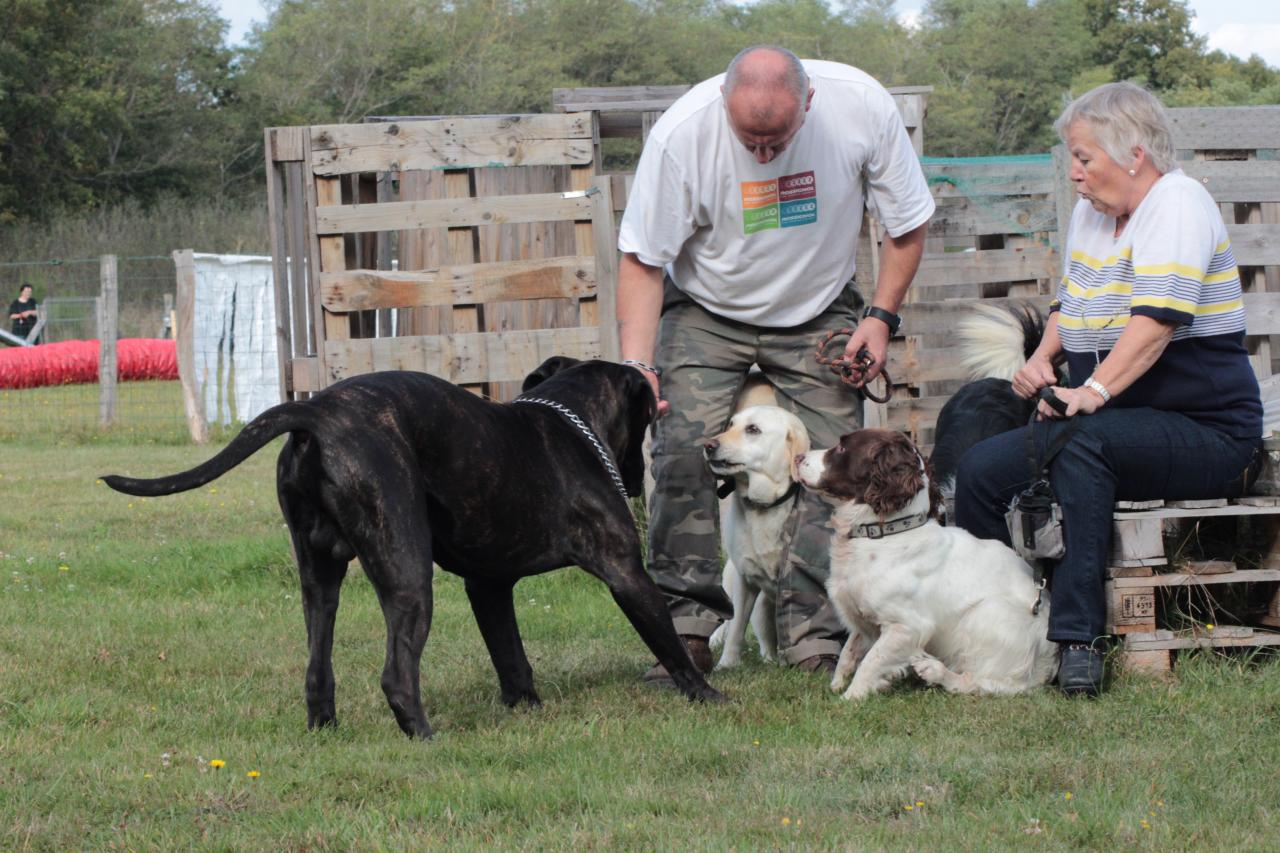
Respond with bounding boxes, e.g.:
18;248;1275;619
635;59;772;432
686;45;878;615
1106;461;1280;674
264;114;619;402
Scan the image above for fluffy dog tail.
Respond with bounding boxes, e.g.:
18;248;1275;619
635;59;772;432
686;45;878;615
101;401;316;496
955;302;1045;381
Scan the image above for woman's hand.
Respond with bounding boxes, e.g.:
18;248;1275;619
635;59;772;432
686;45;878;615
1012;352;1058;400
1037;385;1104;419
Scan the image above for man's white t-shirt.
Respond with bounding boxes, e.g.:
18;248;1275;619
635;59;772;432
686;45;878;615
618;60;935;327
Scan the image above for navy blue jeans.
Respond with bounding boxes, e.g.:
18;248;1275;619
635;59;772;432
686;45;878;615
954;408;1259;644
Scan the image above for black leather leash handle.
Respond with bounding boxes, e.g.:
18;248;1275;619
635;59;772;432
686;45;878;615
1037;387;1069;416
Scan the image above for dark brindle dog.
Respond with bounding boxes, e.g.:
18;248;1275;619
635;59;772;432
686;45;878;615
104;357;723;738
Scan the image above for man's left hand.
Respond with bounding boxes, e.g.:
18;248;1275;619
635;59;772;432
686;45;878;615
841;316;891;386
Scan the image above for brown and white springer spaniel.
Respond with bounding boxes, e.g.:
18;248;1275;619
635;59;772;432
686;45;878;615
796;429;1059;700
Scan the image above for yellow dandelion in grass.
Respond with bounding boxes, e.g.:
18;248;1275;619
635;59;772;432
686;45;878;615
1140;819;1151;830
209;759;225;769
144;773;153;779
903;804;914;812
59;565;69;572
753;739;760;747
916;801;924;808
780;817;791;826
1156;800;1165;808
1064;792;1073;801
247;770;260;779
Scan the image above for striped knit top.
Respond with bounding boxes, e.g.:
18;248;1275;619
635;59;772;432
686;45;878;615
1054;169;1261;438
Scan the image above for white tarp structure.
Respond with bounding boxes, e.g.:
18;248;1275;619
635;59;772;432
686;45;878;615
191;253;279;425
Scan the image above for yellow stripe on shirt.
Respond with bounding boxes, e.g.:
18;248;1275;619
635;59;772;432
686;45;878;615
1069;248;1133;269
1063;278;1133;299
1056;313;1130;331
1133;261;1206;280
1192;297;1245;315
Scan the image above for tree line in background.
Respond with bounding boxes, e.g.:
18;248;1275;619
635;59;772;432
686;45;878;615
2;0;1278;224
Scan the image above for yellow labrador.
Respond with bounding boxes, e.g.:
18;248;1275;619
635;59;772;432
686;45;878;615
704;378;810;667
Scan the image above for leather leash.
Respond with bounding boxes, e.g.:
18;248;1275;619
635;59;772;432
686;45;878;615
814;328;893;404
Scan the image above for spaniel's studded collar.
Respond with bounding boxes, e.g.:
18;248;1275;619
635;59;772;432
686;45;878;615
850;510;931;539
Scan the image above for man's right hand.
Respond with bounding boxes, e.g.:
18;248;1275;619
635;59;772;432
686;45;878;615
1011;352;1057;399
638;369;669;418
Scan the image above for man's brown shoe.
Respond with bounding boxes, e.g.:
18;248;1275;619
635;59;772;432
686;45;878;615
643;635;714;685
796;654;838;676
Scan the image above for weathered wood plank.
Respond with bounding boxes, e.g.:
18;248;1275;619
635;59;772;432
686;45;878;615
896;293;1280;337
443;170;480;343
1123;628;1280;651
312;115;591;150
286;161;312;360
1228;223;1280;266
325;327;603;385
315;139;594;175
923;159;1056;198
1111;568;1280;588
1168;106;1280;152
912;246;1057;287
309;116;593;174
319;257;598;311
97;255;118;427
1114;503;1280;521
290;357;321;393
898;296;1056;336
267;126;307;162
927;196;1057;238
590;176;620;361
171;249;209;441
1181;160;1280;203
264;146;293;403
315;176;350;345
553;85;692;113
315;192;596;235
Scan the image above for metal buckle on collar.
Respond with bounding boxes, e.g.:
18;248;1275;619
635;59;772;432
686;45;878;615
1031;576;1047;616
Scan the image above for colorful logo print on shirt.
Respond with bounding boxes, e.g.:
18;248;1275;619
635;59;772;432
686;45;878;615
741;171;817;235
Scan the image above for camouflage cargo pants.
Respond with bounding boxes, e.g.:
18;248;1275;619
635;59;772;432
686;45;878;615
648;282;864;664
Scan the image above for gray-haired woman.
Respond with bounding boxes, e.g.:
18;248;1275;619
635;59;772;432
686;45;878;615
953;81;1263;696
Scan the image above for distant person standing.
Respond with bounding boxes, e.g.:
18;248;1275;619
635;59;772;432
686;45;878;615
8;284;40;342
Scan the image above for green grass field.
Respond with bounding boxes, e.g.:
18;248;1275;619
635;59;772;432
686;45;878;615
4;430;1280;849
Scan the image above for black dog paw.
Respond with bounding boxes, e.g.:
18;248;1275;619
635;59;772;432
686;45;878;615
501;689;542;709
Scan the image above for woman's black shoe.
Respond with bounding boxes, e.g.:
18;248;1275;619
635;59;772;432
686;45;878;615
1058;643;1104;697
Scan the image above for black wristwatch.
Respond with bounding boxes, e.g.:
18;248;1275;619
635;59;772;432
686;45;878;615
863;305;902;337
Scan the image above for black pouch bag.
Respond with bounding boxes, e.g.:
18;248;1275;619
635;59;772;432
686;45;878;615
1004;389;1078;564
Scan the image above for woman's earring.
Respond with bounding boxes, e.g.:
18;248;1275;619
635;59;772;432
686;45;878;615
1128;169;1136;177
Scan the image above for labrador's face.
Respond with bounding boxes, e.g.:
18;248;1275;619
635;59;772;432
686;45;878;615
704;405;810;484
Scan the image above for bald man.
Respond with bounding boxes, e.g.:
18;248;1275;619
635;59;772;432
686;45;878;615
617;45;934;681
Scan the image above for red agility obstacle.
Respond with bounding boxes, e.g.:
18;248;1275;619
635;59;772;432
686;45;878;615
0;339;178;389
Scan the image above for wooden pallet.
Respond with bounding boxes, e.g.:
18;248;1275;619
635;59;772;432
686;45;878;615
1105;495;1280;674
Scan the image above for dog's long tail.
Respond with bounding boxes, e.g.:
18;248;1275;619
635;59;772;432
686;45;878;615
102;401;317;497
955;302;1045;381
